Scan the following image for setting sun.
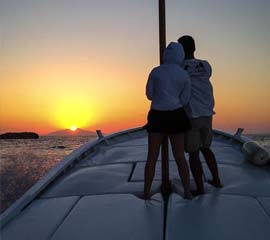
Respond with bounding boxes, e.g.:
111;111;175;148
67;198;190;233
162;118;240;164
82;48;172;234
70;125;77;131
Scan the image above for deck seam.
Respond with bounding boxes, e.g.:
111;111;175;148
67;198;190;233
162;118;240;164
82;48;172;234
255;198;270;220
128;162;137;182
76;160;250;170
162;195;169;240
48;197;81;239
215;192;270;198
40;191;162;200
166;192;270;200
39;186;270;200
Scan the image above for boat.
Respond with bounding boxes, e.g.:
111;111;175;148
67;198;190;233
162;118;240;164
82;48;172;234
1;1;269;239
0;127;269;239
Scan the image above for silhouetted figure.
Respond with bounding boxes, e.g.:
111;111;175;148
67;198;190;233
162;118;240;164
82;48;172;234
178;35;222;195
144;42;192;200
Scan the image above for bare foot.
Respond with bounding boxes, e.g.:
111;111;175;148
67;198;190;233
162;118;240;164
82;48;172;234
207;179;223;188
184;191;193;200
191;190;204;196
136;193;151;200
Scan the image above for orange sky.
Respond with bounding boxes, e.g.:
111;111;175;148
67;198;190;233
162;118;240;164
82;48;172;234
0;0;269;135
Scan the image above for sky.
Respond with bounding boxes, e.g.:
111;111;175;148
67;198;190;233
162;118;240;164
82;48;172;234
0;0;269;134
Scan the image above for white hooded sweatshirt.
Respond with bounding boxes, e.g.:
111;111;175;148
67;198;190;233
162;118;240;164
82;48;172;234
183;59;215;118
146;42;190;111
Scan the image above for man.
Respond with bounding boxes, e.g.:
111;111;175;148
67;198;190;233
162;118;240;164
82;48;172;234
178;35;222;195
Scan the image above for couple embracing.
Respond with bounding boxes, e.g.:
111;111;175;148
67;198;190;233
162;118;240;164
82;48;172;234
144;35;222;200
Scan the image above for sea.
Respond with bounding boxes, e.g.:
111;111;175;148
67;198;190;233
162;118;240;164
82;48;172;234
0;134;269;214
0;136;95;213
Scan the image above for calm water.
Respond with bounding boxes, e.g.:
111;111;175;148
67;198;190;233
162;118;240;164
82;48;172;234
0;134;269;214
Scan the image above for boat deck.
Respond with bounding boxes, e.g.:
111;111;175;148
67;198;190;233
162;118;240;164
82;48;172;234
1;129;270;240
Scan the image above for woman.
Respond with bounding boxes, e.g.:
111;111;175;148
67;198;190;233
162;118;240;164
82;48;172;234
144;42;192;199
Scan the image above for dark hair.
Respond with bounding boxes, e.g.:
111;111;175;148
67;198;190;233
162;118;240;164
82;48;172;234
177;35;196;53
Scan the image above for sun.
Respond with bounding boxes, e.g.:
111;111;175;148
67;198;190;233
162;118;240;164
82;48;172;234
70;125;77;131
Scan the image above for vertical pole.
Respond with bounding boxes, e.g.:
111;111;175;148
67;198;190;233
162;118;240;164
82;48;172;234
159;0;171;195
159;0;166;64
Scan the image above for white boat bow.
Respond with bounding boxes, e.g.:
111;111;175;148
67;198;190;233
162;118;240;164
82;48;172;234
0;127;269;240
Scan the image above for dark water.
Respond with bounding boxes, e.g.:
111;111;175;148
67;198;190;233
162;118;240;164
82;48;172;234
0;136;95;213
0;134;269;214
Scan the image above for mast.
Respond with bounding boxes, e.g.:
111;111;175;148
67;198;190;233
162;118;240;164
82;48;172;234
159;0;170;196
159;0;166;64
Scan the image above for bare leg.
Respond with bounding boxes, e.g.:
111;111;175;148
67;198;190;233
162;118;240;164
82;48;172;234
161;136;171;196
189;151;204;195
169;134;192;199
144;133;164;199
200;147;222;187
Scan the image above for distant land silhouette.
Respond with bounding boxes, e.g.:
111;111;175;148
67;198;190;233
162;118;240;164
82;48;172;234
0;132;39;139
47;128;96;137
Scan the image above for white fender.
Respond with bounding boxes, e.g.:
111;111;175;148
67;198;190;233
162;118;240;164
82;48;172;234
242;141;269;166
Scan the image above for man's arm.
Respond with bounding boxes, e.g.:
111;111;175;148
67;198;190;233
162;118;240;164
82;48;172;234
201;60;212;78
180;74;191;107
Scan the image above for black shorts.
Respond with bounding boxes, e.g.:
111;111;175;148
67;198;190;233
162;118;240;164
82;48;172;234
144;107;191;134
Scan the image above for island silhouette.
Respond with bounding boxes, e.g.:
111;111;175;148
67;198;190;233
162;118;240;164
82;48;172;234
0;132;39;139
47;128;96;137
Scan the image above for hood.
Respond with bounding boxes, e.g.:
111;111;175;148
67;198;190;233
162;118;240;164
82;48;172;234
184;59;212;78
163;42;185;65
